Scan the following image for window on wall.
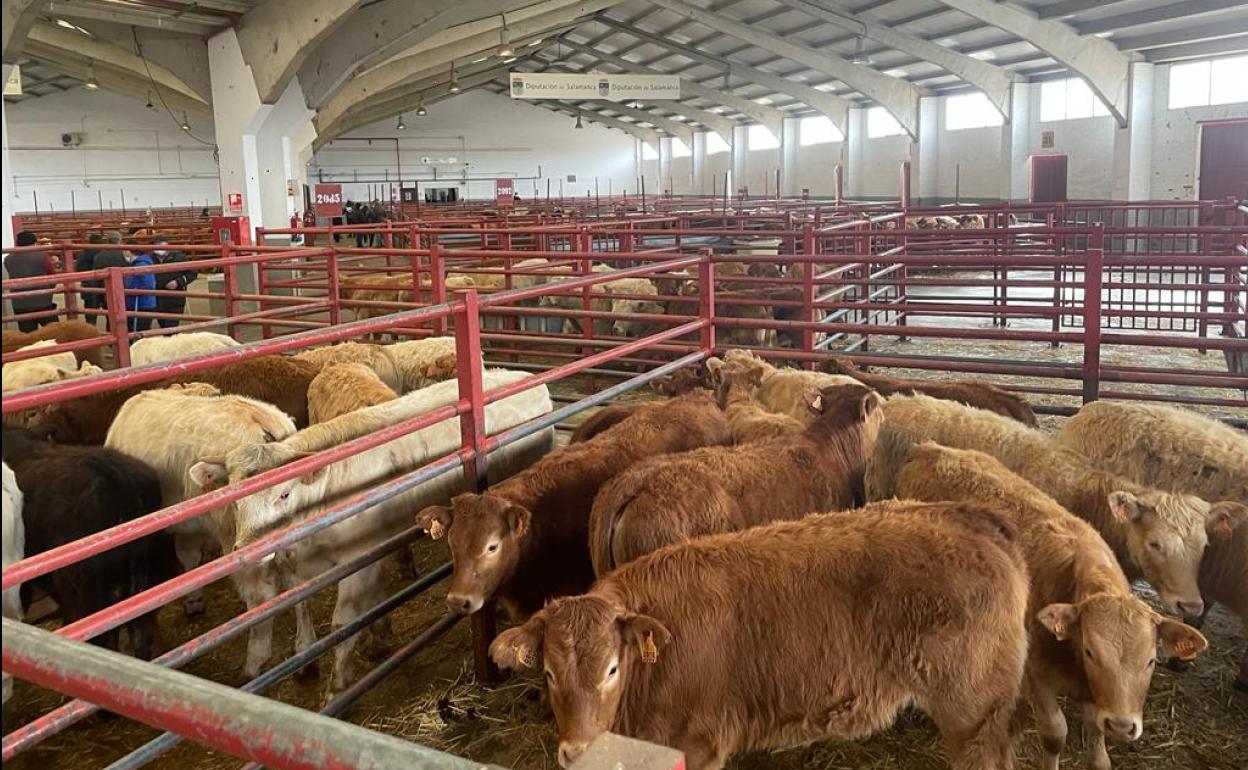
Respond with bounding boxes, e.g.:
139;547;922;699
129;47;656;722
641;142;658;160
705;131;731;155
1040;77;1111;122
867;107;905;138
748;124;780;150
945;92;1004;130
671;138;692;157
799;116;843;145
1168;56;1248;109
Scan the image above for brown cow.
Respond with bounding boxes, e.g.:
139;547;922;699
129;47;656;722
894;443;1207;770
492;500;1029;770
590;383;882;573
568;366;710;445
416;391;730;618
822;356;1038;426
707;356;803;443
21;354;320;443
2;320;107;369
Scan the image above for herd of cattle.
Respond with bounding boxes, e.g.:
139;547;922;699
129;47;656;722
0;324;1245;770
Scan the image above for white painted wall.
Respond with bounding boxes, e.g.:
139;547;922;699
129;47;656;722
1150;62;1248;200
310;90;638;202
859;134;911;198
793;140;843;196
6;88;220;213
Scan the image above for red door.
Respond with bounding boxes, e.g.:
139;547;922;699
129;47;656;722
1199;119;1248;201
1029;155;1068;203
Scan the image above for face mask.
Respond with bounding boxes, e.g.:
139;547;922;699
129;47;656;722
154;249;168;256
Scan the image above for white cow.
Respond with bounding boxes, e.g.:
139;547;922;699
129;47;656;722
129;332;240;366
2;461;25;703
109;370;553;701
2;341;102;391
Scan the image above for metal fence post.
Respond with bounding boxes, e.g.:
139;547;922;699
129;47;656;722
1082;223;1104;403
256;251;272;339
105;267;131;367
223;242;239;341
801;223;816;365
430;241;447;336
698;249;715;356
327;248;342;327
453;290;498;684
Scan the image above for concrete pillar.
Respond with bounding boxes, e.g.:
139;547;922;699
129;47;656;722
692;131;706;195
731;125;748;195
780;117;799;196
1000;80;1032;202
658;136;672;194
2;65;15;253
1112;61;1153;202
846;107;866;199
209;28;317;241
916;96;938;205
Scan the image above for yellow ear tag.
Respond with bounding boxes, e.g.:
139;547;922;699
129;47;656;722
1176;639;1198;662
517;645;537;668
641;632;658;664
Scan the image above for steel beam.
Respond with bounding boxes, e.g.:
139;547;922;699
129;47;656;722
934;0;1130;126
1075;0;1247;36
236;0;364;104
314;1;616;133
43;0;218;35
1112;20;1248;52
2;0;45;61
770;0;1012;117
1143;35;1248;62
297;0;542;108
595;16;850;133
532;58;732;141
557;38;785;136
487;88;664;142
644;0;920;137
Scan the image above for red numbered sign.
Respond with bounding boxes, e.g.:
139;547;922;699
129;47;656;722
226;192;243;212
495;178;515;207
314;184;344;217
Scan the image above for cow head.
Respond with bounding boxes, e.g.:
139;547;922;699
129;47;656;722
609;296;665;338
1038;593;1206;742
651;365;708;397
490;594;671;768
806;384;884;438
416;492;531;615
1108;491;1247;619
712;361;765;409
188;442;325;549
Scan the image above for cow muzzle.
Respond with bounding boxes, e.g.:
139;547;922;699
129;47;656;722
446;592;484;615
1099;712;1142;742
558;741;589;768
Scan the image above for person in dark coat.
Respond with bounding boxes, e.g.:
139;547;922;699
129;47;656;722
5;231;57;332
149;238;197;328
90;232;129;331
80;232;106;326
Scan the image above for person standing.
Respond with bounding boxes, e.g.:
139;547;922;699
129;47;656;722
80;232;106;326
122;244;157;333
5;231;57;332
91;232;129;330
150;238;197;328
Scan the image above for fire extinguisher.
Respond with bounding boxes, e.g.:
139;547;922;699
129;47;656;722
290;211;304;245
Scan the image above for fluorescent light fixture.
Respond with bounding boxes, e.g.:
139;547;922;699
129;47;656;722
84;61;100;90
396;114;406;130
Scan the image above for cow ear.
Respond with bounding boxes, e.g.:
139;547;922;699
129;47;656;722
618;613;671;664
705;357;724;373
189;459;229;492
804;390;824;415
1155;617;1208;661
1108;491;1154;526
415;505;454;540
490;617;544;670
506;503;532;538
1037;603;1080;641
859;390;880;419
1205;501;1248;541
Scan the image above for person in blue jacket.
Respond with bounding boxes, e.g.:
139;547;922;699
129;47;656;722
123;245;157;332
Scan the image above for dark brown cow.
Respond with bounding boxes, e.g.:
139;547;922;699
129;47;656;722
20;354;321;443
1;427;178;659
415;391;731;618
492;500;1029;770
589;383;883;574
2;320;107;369
822;356;1038;426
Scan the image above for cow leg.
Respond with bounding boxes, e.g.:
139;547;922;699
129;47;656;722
235;565;280;679
174;533;206;616
393;547;418;581
1030;682;1067;770
677;734;728;770
290;594;320;681
325;562;387;703
929;696;1017;770
1081;703;1112;770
